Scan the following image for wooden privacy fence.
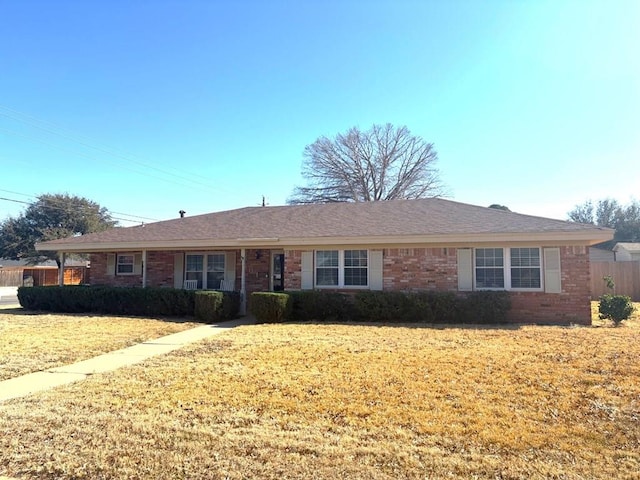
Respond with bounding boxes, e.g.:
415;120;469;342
0;267;89;287
0;270;23;287
591;261;640;301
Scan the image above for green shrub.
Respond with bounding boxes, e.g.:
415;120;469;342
17;286;196;317
250;292;292;323
194;290;241;323
354;291;424;323
599;294;635;326
194;291;224;323
287;290;356;322
218;291;241;320
411;291;457;323
354;290;511;324
458;291;512;324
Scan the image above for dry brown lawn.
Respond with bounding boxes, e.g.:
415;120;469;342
0;303;639;479
0;309;200;381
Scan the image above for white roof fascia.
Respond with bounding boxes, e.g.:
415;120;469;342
35;229;614;253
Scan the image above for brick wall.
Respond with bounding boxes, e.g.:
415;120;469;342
507;246;591;325
89;253;141;287
284;249;302;290
383;248;458;291
245;249;271;293
89;245;592;325
146;251;178;287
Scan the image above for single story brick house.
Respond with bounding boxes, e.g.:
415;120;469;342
36;198;613;324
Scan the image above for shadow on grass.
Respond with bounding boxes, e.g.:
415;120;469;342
0;307;200;324
270;319;526;331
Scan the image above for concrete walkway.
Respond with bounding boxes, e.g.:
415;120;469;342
0;317;255;403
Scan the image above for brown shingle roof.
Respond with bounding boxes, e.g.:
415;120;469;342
36;198;613;251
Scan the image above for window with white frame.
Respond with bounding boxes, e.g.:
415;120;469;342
474;247;542;290
185;254;204;289
185;253;225;289
344;249;368;286
207;254;225;290
316;250;339;286
475;248;504;289
510;247;541;289
116;254;135;275
315;250;368;288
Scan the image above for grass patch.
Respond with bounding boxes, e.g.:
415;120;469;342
1;303;639;479
0;309;200;381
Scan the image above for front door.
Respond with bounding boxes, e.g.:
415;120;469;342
271;252;285;291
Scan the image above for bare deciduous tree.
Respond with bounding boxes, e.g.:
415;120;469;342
288;124;445;203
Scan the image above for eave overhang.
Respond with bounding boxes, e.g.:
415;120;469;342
35;229;614;253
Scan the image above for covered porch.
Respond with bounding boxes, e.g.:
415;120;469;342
57;248;288;315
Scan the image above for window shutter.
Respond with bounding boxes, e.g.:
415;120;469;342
225;251;236;288
174;253;184;289
106;254;116;276
457;248;473;291
301;251;313;290
133;254;143;275
544;247;562;293
369;250;383;291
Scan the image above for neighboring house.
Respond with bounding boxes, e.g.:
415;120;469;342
613;243;640;262
589;247;615;262
35;198;613;325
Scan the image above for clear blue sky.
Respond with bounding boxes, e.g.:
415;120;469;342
1;0;638;226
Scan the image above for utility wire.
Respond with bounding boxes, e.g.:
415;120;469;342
0;189;159;222
0;104;223;192
0;126;220;195
0;105;235;193
0;194;156;224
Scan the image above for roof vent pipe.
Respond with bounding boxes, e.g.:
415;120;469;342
179;210;186;218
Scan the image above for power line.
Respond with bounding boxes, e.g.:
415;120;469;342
0;126;219;195
0;188;159;222
0;196;137;224
0;104;219;188
0;104;235;194
0;194;156;225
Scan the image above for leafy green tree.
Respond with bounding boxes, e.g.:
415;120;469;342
568;198;640;248
288;123;445;204
0;193;116;266
488;204;511;211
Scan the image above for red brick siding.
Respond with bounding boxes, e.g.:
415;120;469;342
507;246;591;325
89;245;592;325
383;248;458;291
284;250;302;290
146;251;178;287
245;249;271;293
89;253;141;287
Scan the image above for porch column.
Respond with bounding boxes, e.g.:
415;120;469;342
142;250;147;288
240;248;247;315
58;252;65;286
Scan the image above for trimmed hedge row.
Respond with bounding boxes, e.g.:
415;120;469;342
194;290;241;323
17;286;240;323
250;290;511;324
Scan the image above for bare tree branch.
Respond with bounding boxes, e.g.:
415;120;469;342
288;124;445;204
